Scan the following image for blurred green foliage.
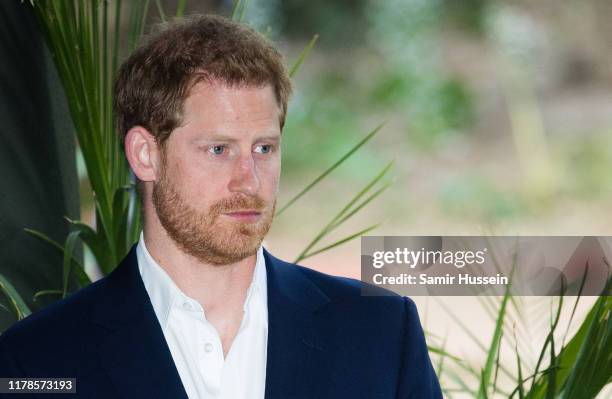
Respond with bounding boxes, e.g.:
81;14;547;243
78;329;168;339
438;175;522;221
274;0;369;48
280;0;476;183
559;135;612;198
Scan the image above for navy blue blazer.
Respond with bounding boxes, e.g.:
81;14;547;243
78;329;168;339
0;244;441;398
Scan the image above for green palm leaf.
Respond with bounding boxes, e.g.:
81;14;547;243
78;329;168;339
0;273;31;321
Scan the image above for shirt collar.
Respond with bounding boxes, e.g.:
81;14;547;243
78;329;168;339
136;231;268;331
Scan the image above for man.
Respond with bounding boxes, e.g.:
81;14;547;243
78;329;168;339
0;15;441;399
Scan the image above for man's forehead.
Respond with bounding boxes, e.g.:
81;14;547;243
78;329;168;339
184;81;278;115
179;79;281;133
187;78;275;99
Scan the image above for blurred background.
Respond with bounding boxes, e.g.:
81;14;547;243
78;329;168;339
252;2;612;397
268;0;612;257
1;0;611;397
69;0;612;279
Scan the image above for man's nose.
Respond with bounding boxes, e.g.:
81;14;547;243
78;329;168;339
228;153;260;196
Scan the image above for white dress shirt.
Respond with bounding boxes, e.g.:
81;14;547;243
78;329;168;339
136;232;268;399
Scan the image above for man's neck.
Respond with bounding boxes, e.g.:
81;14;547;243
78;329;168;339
142;219;259;357
142;221;257;318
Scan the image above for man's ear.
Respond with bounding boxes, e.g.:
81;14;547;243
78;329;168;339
124;126;161;182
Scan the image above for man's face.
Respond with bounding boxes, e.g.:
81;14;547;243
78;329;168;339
152;81;281;265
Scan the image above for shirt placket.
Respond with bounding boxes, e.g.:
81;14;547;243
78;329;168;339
180;296;224;396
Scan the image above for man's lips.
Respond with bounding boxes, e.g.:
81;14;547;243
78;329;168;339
221;210;262;222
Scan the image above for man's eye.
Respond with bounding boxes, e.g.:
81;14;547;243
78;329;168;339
255;144;273;154
209;145;226;155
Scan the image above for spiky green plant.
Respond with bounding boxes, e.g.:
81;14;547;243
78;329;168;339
430;261;611;398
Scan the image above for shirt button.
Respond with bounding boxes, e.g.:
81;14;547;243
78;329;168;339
204;343;214;353
182;301;192;311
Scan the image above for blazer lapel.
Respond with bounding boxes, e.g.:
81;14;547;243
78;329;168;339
88;244;331;399
90;245;189;399
262;249;331;399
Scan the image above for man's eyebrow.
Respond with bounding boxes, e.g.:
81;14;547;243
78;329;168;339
255;134;281;143
193;133;281;143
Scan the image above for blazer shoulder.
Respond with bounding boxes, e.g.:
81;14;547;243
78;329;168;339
281;261;421;342
290;261;409;305
0;277;107;346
